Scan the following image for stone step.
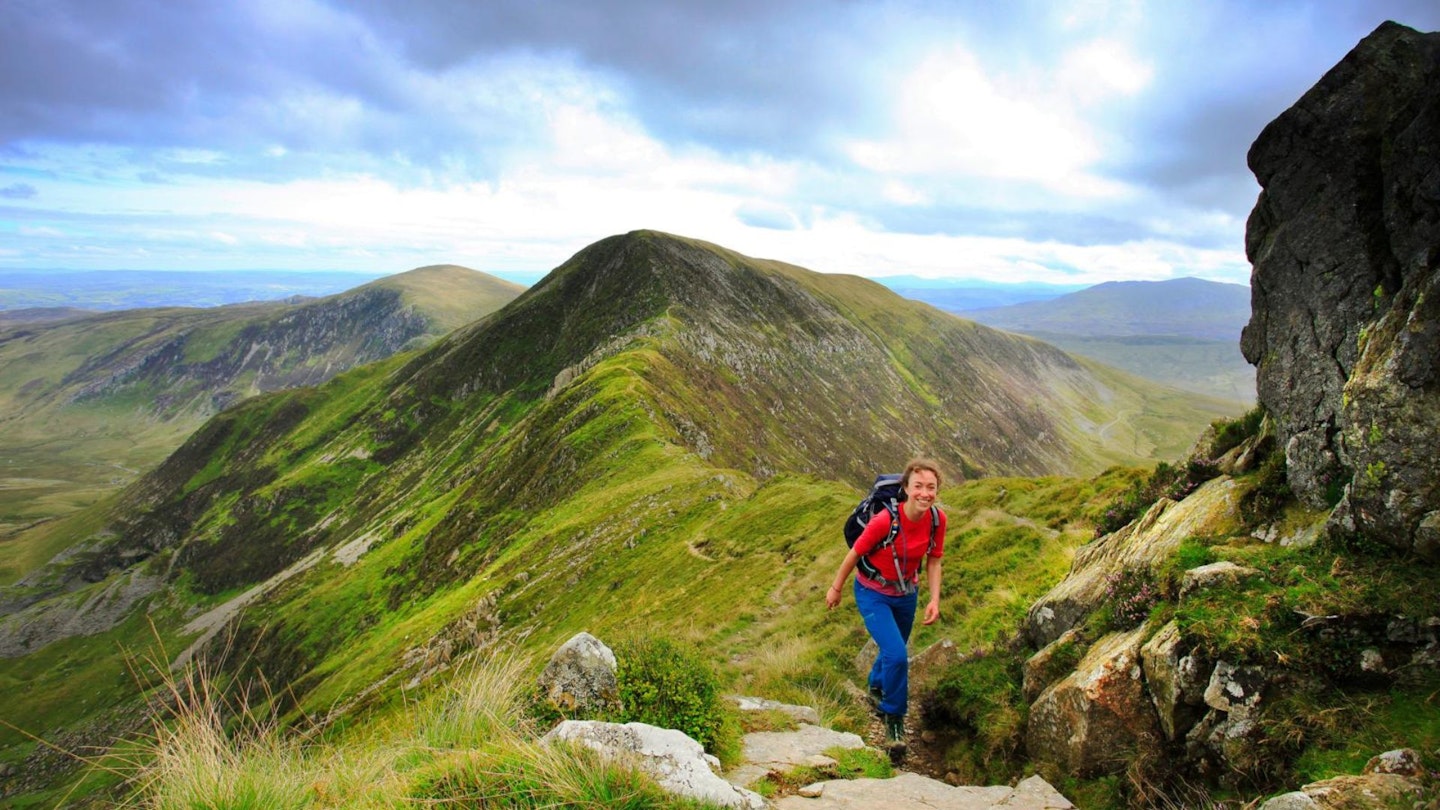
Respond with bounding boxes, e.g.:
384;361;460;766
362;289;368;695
773;771;1074;810
726;696;1074;809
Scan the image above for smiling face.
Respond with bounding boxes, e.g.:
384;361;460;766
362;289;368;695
904;468;939;512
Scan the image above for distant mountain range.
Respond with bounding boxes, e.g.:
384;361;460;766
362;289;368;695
875;277;1086;311
0;269;386;310
0;265;523;548
955;277;1251;342
902;277;1257;404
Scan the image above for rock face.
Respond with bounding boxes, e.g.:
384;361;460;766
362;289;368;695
1241;21;1440;558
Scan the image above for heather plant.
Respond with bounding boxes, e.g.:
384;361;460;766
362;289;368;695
1100;568;1161;630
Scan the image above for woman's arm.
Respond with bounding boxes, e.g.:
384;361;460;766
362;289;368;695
922;557;943;624
825;549;861;609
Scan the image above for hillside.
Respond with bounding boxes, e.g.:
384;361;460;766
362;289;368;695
0;265;523;583
953;278;1255;403
0;230;1239;804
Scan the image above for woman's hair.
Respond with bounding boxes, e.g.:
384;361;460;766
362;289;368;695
900;458;944;489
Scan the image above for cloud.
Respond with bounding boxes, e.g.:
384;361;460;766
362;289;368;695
735;202;800;231
2;0;1439;287
1;182;37;199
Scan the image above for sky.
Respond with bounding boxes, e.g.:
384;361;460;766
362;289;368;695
2;1;1438;287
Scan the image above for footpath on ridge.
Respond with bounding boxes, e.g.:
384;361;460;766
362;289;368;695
725;696;1075;810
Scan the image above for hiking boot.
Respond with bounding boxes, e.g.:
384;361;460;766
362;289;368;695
883;713;906;764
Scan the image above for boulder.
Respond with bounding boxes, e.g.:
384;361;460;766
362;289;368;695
1140;621;1210;741
1241;21;1440;557
543;720;766;809
1257;773;1427;810
1026;624;1163;777
1365;747;1426;778
536;631;620;716
1025;478;1243;647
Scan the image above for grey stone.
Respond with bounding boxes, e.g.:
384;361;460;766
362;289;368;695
1364;747;1425;777
1203;661;1267;715
770;771;1071;810
536;631;620;716
1179;561;1261;599
725;722;865;789
1257;791;1320;810
732;695;821;725
544;720;766;809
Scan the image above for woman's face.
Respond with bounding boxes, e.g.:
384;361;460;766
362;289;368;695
905;469;939;510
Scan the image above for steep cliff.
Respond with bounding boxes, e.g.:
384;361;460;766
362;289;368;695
1241;21;1440;559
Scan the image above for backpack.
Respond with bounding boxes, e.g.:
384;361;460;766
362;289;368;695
843;473;939;594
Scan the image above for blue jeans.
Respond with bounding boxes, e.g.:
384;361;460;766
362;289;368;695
854;579;918;717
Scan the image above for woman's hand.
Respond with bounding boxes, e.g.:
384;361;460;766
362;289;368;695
922;599;940;625
825;584;842;609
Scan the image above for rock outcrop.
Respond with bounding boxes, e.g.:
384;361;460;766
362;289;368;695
1241;21;1440;558
1026;624;1163;777
1024;476;1242;648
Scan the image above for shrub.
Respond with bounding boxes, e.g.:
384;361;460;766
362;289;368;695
1210;407;1266;458
613;637;738;760
1239;449;1293;527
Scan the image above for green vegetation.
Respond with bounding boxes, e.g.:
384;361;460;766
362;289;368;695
918;650;1028;785
613;637;739;761
109;649;723;810
0;266;521;566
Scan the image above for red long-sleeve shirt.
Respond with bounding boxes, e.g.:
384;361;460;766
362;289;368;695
852;506;946;596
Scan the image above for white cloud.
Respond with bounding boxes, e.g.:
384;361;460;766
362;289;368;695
843;43;1134;202
1060;39;1153;101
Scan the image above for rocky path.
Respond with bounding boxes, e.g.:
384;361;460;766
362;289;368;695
725;697;1074;810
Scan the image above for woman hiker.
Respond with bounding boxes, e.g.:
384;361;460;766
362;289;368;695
824;458;948;761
